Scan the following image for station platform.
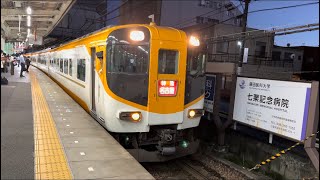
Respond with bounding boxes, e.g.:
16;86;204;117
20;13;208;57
1;66;154;179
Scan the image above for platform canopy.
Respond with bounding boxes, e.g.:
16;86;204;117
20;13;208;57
1;0;76;42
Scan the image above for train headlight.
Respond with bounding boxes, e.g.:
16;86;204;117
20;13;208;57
131;113;140;121
188;109;204;118
130;31;145;41
189;36;200;46
189;110;196;118
119;112;142;122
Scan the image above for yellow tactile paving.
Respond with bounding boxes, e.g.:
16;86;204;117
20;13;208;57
30;71;73;180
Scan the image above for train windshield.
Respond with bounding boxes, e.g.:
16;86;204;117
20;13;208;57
186;48;206;78
106;27;150;106
107;27;150;74
184;47;206;105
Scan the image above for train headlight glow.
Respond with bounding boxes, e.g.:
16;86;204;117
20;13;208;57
130;31;145;41
119;112;142;122
189;36;200;46
189;110;196;118
188;109;204;118
131;113;140;121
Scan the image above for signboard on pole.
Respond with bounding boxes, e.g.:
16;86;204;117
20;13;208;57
28;34;43;45
233;77;312;141
243;48;248;63
204;75;216;113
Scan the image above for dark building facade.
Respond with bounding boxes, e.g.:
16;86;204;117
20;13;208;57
300;46;319;81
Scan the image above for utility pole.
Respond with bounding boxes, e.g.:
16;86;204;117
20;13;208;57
237;0;250;75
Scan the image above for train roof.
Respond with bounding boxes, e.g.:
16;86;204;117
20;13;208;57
27;23;186;55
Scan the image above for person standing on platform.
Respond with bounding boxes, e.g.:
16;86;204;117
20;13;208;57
25;56;31;72
4;55;9;73
10;55;16;75
1;52;6;73
17;54;20;67
19;54;26;77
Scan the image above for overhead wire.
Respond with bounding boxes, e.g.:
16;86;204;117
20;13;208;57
205;23;319;44
174;3;242;28
205;23;319;42
194;1;319;32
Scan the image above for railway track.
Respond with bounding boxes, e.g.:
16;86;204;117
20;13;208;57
175;160;209;180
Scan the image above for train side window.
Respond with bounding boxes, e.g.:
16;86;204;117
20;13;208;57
59;59;63;72
77;59;86;81
158;49;179;74
69;59;72;76
55;58;58;69
63;59;68;74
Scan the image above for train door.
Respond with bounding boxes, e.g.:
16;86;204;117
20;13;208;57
90;47;96;113
91;44;106;123
148;41;187;125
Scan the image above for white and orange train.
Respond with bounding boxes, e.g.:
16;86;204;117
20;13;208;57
27;23;206;162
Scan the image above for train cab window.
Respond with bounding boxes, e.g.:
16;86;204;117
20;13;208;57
106;27;150;106
187;49;206;77
158;49;179;74
77;59;86;81
63;59;68;74
107;44;149;74
184;46;206;105
55;58;58;69
59;59;63;72
69;59;72;76
106;28;150;74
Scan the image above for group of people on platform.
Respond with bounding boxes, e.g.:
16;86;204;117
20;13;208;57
1;50;31;77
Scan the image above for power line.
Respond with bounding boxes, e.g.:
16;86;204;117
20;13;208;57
174;3;242;28
206;23;319;41
249;2;319;14
95;0;129;22
174;0;258;28
195;1;319;32
205;23;319;44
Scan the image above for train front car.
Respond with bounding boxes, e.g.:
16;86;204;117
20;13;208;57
97;24;206;162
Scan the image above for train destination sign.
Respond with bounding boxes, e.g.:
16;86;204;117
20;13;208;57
233;77;312;141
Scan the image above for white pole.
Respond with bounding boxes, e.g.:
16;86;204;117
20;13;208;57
269;133;273;144
18;15;21;33
148;14;154;23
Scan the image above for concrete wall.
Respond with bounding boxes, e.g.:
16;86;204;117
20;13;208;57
224;130;318;179
160;0;241;28
119;0;162;25
273;46;304;72
197;119;318;179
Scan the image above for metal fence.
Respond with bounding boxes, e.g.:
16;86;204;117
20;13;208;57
207;53;293;68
